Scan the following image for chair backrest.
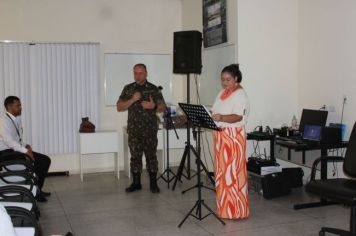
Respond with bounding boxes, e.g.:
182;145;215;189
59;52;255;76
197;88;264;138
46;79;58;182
343;122;356;177
0;204;17;236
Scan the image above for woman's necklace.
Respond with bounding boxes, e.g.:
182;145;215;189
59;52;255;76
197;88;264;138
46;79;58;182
220;84;240;100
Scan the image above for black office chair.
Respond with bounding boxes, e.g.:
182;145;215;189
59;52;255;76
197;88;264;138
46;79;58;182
306;122;356;236
0;152;36;175
6;206;41;236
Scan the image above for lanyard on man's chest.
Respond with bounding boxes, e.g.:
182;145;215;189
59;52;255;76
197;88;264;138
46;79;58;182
6;113;22;144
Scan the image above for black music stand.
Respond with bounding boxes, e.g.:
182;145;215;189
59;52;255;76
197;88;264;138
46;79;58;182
176;103;225;227
157;107;179;188
172;114;215;191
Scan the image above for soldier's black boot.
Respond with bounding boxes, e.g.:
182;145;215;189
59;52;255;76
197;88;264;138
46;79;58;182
126;172;142;193
149;172;160;193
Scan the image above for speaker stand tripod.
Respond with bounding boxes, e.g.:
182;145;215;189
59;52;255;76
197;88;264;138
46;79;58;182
176;103;225;228
157;108;179;188
172;127;215;192
172;73;215;190
181;73;193;181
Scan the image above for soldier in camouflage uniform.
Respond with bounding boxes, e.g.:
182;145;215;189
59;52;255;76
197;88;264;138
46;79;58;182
117;63;166;193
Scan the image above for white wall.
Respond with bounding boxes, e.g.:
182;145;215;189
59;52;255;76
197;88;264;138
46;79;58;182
180;0;354;179
237;0;299;164
181;0;299;129
179;0;299;172
237;0;299;131
298;0;356;178
0;0;183;173
238;0;354;178
298;0;356;138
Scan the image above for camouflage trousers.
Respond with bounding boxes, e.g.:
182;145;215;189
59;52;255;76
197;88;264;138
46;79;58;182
128;130;158;173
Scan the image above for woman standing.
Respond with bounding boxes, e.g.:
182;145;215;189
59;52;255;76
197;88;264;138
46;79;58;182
212;64;250;220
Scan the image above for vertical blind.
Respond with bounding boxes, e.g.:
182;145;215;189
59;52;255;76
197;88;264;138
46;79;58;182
0;42;100;155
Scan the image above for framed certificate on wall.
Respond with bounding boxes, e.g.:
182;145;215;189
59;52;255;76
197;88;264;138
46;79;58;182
203;0;227;48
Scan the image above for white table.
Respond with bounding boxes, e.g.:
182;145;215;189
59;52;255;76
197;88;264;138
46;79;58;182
123;127;195;178
79;131;119;182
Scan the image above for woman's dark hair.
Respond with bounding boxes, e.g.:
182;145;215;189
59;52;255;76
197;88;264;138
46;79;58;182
221;64;242;83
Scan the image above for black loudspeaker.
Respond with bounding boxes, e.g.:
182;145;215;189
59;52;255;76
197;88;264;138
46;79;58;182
173;31;202;74
262;172;291;199
282;168;304;188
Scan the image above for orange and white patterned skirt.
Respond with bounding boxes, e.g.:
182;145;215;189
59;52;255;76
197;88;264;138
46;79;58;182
213;126;249;219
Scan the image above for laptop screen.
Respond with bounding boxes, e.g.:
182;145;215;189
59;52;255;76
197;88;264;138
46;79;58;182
303;124;322;141
299;109;328;132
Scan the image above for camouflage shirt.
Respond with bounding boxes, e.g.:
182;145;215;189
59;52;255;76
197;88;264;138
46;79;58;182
119;81;164;134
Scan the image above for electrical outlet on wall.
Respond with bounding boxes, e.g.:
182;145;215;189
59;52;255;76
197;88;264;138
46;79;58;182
343;95;348;104
328;105;336;112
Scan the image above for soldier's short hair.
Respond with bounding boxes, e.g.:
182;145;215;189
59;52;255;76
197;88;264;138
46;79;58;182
133;63;147;72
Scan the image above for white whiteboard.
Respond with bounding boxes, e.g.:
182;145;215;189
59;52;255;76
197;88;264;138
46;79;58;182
200;44;236;105
104;53;172;106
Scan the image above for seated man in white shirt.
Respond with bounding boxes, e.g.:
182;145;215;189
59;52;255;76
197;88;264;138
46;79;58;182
0;96;51;202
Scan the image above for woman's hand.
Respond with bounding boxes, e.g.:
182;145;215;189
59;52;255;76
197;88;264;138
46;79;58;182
212;114;223;122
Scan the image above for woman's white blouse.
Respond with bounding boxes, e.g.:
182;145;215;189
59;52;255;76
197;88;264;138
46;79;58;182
212;88;250;128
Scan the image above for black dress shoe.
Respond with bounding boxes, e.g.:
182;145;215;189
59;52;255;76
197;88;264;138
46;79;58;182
36;194;48;202
41;191;51;197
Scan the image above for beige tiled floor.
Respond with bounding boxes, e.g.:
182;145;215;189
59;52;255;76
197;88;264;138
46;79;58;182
38;171;349;236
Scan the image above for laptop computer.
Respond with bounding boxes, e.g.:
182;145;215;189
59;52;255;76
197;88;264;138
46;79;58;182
299;109;328;133
277;124;321;146
301;124;322;144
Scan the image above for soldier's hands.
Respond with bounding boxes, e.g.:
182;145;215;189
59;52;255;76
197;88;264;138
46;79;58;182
131;92;142;103
141;96;155;109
